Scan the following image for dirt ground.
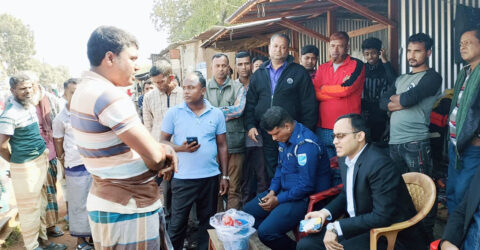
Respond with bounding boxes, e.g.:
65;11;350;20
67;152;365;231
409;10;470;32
2;184;448;249
5;183;77;250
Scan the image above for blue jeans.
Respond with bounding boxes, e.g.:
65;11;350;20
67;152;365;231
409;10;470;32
243;191;308;250
389;139;435;239
389;139;433;176
315;128;341;186
446;142;480;214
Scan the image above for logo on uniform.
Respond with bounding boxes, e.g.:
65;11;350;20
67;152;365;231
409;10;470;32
297;153;307;166
407;82;416;90
287;78;293;84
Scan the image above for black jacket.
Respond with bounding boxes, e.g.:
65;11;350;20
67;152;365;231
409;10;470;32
456;81;480;154
325;144;427;249
245;55;318;132
442;165;480;247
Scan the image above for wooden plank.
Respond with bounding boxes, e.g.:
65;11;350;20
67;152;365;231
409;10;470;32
239;7;333;23
388;0;399;72
227;0;266;24
292;30;300;62
327;0;396;27
278;17;330;43
347;24;387;37
260;0;331;11
251;48;269;57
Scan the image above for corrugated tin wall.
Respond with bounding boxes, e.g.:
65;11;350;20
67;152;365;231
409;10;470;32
299;16;389;66
400;0;479;90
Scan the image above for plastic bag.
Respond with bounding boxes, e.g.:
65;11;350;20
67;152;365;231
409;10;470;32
209;209;256;250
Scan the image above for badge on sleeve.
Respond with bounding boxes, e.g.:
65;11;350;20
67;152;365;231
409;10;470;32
287;78;294;84
297;153;307;166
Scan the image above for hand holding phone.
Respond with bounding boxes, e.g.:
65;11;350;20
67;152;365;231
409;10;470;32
186;137;198;145
183;137;200;153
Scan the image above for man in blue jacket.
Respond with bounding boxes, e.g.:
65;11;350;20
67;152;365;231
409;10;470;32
243;106;331;250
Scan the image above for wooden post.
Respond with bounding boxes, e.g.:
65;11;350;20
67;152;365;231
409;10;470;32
327;10;336;37
292;30;300;63
388;0;399;72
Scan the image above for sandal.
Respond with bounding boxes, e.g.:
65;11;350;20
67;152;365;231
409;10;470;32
44;242;67;250
47;226;64;237
76;242;94;250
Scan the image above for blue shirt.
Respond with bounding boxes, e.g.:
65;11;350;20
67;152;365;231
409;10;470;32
161;100;227;179
269;122;331;203
266;61;287;93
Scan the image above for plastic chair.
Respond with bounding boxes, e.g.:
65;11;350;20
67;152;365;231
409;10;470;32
370;172;436;250
293;157;343;241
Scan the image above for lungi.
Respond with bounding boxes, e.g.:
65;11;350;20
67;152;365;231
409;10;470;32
10;151;49;250
65;164;92;237
44;159;59;227
89;207;173;250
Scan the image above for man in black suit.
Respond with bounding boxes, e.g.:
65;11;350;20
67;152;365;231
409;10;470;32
440;165;480;249
296;114;427;250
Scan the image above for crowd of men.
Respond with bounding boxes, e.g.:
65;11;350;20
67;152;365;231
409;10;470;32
0;24;479;250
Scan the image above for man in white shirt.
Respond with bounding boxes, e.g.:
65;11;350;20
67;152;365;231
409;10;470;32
296;114;426;250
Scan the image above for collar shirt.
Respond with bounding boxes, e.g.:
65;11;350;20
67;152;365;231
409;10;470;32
266;61;287;93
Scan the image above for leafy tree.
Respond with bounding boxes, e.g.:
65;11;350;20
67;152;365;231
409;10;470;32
0;14;36;80
151;0;245;42
28;59;70;89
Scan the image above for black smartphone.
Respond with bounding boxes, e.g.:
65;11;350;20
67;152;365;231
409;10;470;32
186;137;198;144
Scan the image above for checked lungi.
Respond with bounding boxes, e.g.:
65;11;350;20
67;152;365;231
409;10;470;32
65;164;92;237
89;207;173;250
44;159;59;228
10;151;49;250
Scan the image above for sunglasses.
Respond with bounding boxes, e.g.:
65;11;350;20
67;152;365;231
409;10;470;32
332;131;359;140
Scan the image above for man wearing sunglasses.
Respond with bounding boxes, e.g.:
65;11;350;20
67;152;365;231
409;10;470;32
297;114;426;250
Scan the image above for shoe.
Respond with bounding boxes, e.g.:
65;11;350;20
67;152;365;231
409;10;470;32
43;242;67;250
47;226;64;237
76;242;94;250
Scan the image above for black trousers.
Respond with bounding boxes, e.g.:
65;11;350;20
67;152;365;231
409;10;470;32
168;175;219;250
261;129;278;186
241;146;268;205
161;179;172;226
296;228;387;250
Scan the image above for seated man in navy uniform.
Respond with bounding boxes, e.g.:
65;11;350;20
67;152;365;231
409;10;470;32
243;106;331;250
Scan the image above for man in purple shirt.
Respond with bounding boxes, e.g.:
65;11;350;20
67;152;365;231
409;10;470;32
245;33;318;183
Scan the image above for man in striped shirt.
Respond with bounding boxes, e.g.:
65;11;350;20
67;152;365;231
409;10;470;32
446;27;480;216
70;26;177;249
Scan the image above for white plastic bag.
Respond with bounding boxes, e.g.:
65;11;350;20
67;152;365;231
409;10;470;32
209;209;256;250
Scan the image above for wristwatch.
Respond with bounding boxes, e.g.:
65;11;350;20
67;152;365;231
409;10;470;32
222;175;230;180
327;223;338;236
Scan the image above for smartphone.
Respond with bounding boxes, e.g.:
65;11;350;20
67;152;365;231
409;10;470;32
186;137;198;144
258;197;265;204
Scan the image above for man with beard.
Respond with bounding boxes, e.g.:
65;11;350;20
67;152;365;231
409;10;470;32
380;32;442;242
300;45;319;80
30;74;65;238
0;73;66;250
314;32;365;185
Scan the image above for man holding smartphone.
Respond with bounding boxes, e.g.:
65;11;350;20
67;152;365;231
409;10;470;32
161;71;229;250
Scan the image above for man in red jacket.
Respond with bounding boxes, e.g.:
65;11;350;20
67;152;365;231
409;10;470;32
314;32;365;185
